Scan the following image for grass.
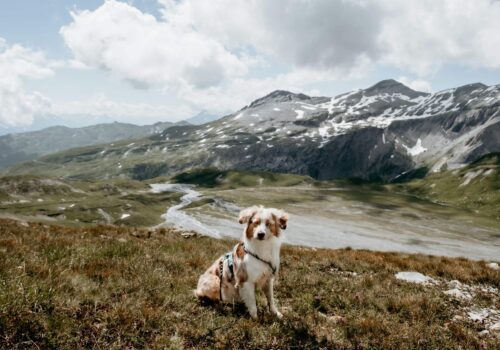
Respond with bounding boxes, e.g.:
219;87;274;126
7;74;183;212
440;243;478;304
171;168;312;189
0;218;498;349
0;176;180;227
390;153;499;218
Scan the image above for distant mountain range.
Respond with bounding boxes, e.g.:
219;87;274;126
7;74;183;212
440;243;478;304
5;79;500;182
184;111;222;125
0;121;187;170
0;114;116;136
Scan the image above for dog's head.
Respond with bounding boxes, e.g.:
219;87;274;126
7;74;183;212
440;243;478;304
238;206;289;241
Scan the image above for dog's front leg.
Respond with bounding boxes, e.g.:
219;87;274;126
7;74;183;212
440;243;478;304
239;282;258;319
264;278;283;318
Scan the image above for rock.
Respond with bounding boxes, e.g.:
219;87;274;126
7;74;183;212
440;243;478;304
181;231;198;238
448;280;463;288
395;271;437;284
487;262;499;270
318;312;346;325
443;288;472;300
467;308;491;322
328;315;347;325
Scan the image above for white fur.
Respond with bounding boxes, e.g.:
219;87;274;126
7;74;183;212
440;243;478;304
240;228;283;317
195;206;288;319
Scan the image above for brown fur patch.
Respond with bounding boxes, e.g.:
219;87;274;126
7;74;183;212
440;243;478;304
279;214;288;230
211;260;221;276
245;216;259;239
236;265;248;284
236;243;245;258
270;215;280;237
245;222;254;239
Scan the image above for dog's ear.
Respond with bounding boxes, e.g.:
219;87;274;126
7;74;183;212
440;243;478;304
238;206;259;224
272;209;289;230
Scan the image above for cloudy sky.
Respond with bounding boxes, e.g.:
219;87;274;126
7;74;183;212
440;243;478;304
1;0;500;130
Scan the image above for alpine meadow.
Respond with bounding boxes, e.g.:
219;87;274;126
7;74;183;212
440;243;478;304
0;1;499;349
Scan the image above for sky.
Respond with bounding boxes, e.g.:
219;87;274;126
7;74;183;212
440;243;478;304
1;0;500;130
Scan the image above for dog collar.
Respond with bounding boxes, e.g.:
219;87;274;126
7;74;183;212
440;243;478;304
243;244;277;275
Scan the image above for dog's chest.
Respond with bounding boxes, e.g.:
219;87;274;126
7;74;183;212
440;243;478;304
245;257;275;286
255;269;272;288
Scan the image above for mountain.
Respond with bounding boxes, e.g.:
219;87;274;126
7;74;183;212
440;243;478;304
0;114;116;136
184;111;222;125
6;79;500;181
0;121;186;170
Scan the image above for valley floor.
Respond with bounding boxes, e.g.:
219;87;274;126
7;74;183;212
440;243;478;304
0;219;499;349
157;184;500;261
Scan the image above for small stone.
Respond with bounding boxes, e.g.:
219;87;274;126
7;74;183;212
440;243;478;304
487;262;499;270
490;322;500;331
479;330;489;336
181;231;198;238
443;288;472;300
467;308;491;322
453;315;464;321
448;280;462;288
395;271;437;284
328;315;347;325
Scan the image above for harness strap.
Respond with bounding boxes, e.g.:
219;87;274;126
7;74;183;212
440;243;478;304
225;252;234;277
219;252;235;301
243;244;276;275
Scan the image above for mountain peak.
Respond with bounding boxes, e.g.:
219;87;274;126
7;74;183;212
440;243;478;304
454;82;488;95
365;79;428;98
248;90;311;109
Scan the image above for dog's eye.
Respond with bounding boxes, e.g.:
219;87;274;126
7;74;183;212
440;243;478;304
266;222;271;227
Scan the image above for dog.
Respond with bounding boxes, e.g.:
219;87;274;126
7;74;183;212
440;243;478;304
195;205;288;319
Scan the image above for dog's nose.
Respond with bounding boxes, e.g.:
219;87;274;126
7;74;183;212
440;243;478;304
257;232;265;239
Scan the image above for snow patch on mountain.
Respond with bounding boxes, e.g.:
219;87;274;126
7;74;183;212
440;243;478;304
403;138;427;156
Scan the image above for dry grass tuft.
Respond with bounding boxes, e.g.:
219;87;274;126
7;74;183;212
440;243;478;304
0;218;498;349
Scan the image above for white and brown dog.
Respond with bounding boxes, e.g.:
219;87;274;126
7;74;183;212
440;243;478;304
195;205;288;319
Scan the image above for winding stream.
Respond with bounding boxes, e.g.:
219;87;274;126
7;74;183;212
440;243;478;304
150;183;222;237
150;183;500;261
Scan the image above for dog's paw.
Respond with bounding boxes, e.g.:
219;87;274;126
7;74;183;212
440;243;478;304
275;311;283;319
249;310;258;319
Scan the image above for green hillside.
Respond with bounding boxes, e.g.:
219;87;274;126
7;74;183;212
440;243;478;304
391;153;500;218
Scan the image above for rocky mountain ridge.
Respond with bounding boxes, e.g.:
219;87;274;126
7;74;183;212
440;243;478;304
6;79;500;182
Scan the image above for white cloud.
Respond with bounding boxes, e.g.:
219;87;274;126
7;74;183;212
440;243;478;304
51;96;195;123
160;0;500;76
379;0;500;75
57;0;500;115
159;0;382;72
0;38;52;126
60;0;248;91
398;77;433;93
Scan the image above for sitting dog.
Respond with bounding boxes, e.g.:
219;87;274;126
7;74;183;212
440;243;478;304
195;205;288;319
